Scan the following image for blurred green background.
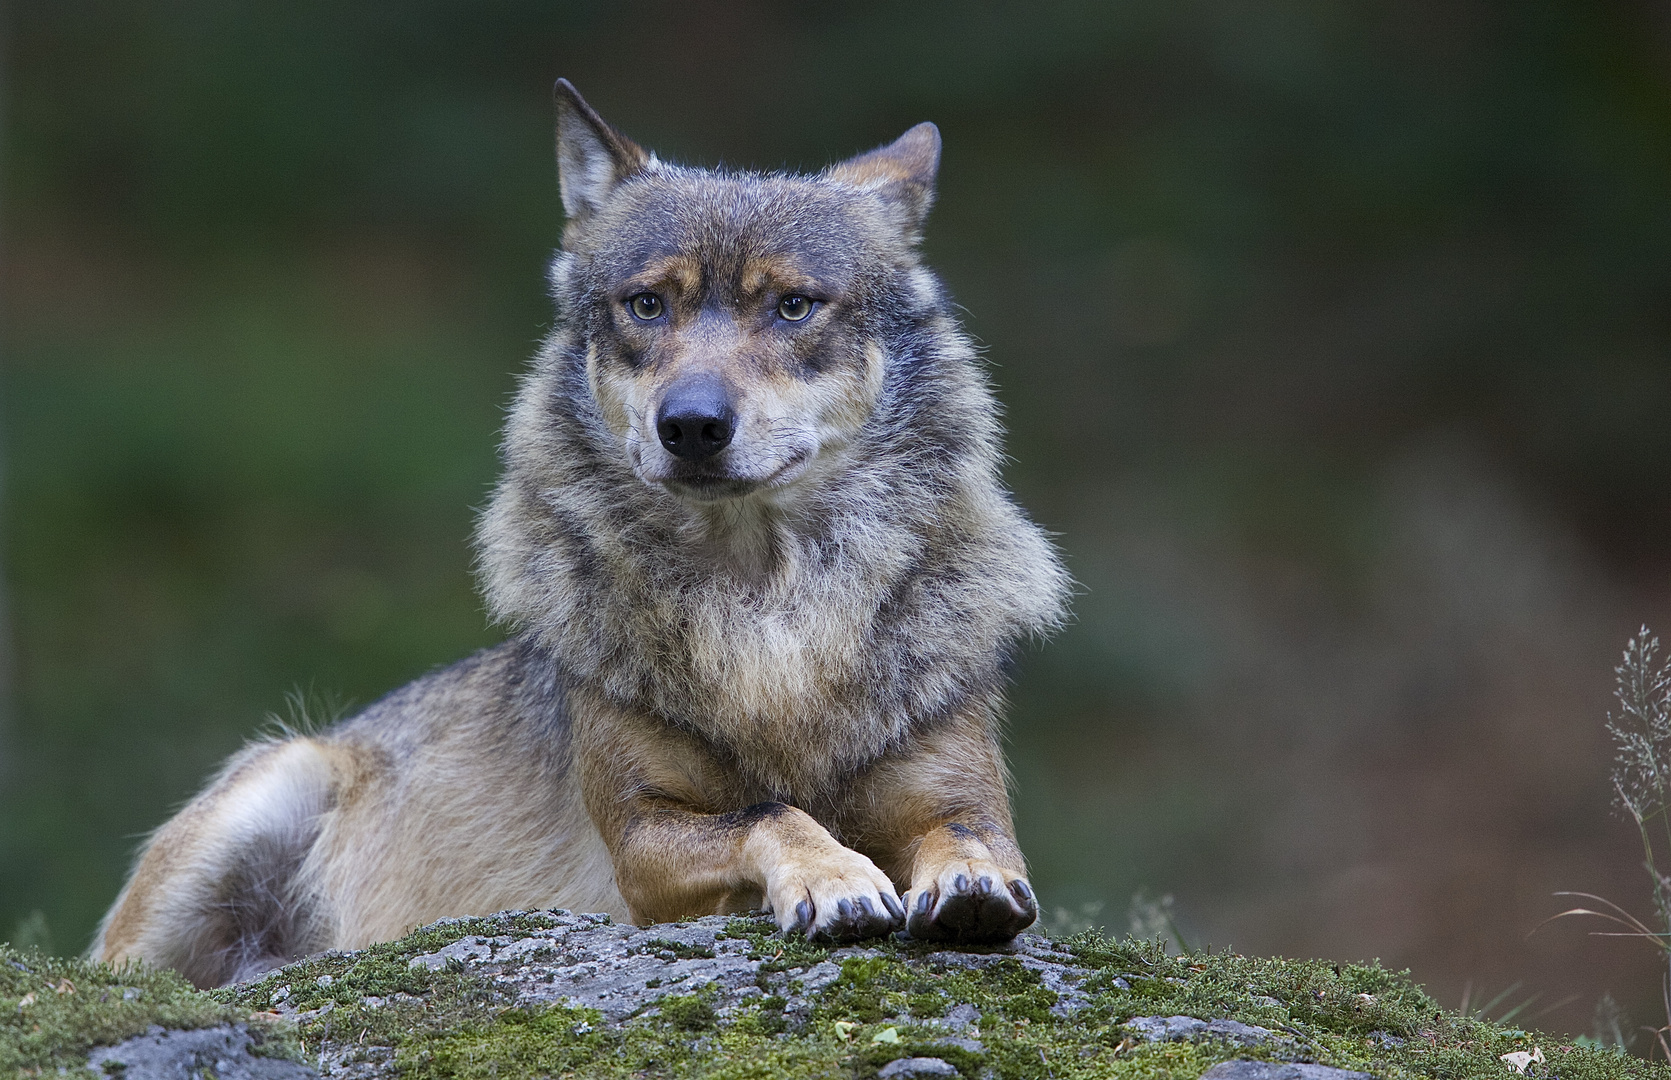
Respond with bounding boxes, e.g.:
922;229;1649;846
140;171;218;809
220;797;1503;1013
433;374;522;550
6;0;1671;1041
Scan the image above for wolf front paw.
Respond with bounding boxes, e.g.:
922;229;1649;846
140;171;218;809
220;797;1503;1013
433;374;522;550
763;847;905;943
905;862;1037;944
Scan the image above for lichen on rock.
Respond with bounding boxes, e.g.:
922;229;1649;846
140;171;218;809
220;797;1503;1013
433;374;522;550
87;1023;315;1080
5;910;1669;1079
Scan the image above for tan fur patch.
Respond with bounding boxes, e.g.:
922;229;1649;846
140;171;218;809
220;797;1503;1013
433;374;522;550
739;254;803;298
630;253;702;299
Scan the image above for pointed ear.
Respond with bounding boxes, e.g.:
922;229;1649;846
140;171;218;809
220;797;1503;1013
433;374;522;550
554;78;650;219
825;122;941;233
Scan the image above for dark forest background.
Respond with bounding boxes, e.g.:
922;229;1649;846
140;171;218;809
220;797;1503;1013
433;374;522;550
6;0;1671;1041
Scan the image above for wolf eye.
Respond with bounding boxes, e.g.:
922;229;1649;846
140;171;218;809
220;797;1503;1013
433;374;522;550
777;295;814;322
628;294;664;321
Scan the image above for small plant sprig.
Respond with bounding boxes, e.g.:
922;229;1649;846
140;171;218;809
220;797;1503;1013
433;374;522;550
1545;628;1671;1057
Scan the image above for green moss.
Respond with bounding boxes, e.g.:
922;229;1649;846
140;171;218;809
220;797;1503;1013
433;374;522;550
724;915;834;973
659;988;720;1031
639;937;718;961
396;995;855;1080
396;1003;607;1079
0;944;262;1073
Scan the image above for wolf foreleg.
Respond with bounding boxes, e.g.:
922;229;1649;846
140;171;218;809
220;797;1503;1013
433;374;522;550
846;709;1040;944
572;694;905;941
613;800;905;940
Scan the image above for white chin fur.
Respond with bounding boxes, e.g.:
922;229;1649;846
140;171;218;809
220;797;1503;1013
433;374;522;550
637;448;818;504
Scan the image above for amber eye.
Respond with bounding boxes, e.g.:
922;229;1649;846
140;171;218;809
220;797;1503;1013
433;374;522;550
777;295;814;322
628;294;664;321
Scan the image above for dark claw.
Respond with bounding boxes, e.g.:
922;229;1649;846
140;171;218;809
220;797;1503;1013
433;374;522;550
953;873;969;893
880;890;905;924
792;899;813;936
1009;878;1038;920
977;876;995;896
812;895;898;943
915;890;933;914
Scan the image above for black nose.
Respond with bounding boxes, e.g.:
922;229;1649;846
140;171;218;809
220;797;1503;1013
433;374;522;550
656;377;736;462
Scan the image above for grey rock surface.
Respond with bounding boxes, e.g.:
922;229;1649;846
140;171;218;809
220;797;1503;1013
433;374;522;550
266;911;1085;1030
1126;1014;1281;1045
213;911;1397;1080
254;911;1089;1078
878;1057;961;1078
85;1024;317;1080
1201;1061;1376;1080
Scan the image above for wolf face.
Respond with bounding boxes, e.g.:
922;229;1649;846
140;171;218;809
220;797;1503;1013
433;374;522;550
552;84;939;507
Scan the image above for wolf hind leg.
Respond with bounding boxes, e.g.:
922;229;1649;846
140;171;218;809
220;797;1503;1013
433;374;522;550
94;737;340;988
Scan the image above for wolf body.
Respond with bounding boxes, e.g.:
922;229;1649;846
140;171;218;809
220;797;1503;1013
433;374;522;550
95;82;1070;988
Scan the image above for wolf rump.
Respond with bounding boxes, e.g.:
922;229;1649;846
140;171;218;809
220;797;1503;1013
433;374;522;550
94;81;1071;987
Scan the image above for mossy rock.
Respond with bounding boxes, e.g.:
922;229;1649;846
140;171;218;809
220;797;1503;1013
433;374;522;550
3;910;1665;1079
0;943;293;1074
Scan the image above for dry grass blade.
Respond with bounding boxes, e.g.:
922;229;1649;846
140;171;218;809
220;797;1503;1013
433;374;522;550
1535;892;1670;950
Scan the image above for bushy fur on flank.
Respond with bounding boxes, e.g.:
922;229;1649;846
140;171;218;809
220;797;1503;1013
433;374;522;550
94;81;1070;987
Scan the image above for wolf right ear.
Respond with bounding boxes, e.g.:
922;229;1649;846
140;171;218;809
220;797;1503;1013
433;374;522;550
554;79;650;220
826;122;942;237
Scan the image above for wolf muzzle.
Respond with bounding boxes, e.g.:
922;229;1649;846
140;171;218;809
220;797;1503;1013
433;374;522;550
655;375;736;462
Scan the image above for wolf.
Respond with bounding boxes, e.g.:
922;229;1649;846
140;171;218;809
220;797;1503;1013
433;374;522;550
92;80;1071;988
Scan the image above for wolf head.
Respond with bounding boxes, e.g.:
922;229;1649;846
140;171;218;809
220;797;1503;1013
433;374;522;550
549;79;943;505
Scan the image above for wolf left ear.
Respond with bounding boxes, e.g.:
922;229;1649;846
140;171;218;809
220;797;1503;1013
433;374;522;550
554;79;650;220
825;122;942;235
